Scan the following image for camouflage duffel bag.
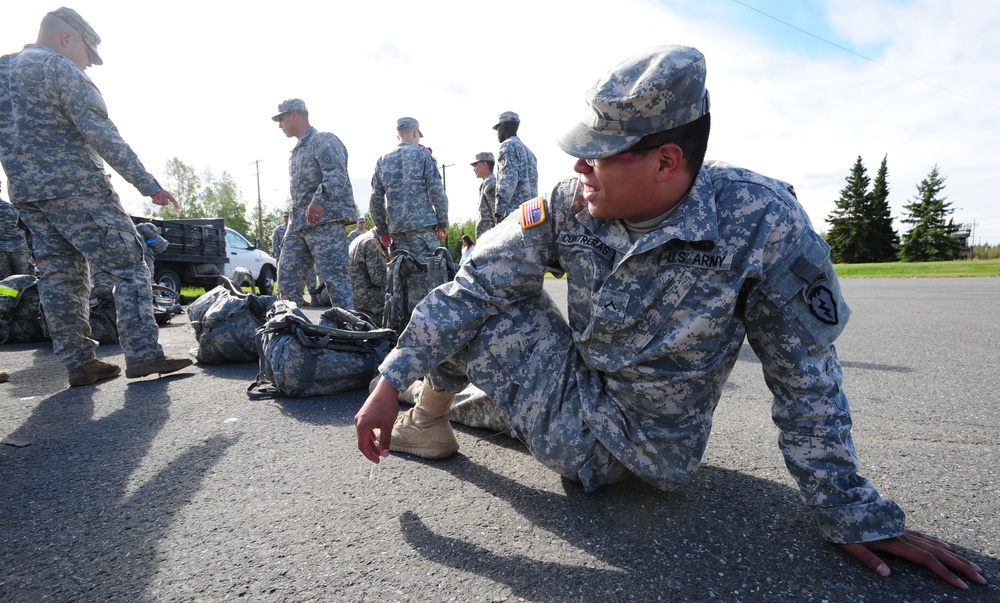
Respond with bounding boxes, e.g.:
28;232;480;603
248;301;396;398
0;274;48;344
189;276;277;363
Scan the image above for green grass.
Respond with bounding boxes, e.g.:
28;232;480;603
834;259;1000;278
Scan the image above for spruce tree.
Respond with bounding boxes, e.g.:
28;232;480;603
866;155;899;262
826;156;869;263
899;165;961;261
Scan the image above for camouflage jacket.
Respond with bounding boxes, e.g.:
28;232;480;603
477;173;497;226
0;45;161;203
369;142;448;235
271;223;287;258
380;160;905;544
348;229;388;319
494;135;537;218
287;126;355;232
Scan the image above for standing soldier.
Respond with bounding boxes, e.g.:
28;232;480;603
470;152;496;238
369;117;449;257
271;211;288;261
0;7;191;386
492;111;538;222
272;99;357;309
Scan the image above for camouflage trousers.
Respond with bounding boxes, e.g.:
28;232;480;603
389;227;439;259
424;291;631;492
15;194;164;370
278;224;354;309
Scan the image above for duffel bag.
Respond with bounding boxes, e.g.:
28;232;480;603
248;301;396;398
189;276;276;363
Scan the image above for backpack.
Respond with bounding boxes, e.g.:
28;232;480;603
382;247;457;334
0;274;48;344
189;276;277;363
248;301;397;398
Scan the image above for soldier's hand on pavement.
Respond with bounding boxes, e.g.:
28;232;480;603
306;202;324;224
355;377;401;464
840;529;986;590
151;189;180;209
437;227;448;241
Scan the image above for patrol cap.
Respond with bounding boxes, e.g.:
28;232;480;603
492;111;520;130
272;98;307;121
470;152;494;165
557;45;711;159
396;117;423;137
48;7;103;66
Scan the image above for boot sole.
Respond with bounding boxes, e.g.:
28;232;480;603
389;443;459;460
125;359;193;379
68;369;121;387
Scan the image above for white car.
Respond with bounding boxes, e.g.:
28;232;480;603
224;228;277;295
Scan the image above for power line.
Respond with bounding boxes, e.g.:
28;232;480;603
729;0;1000;110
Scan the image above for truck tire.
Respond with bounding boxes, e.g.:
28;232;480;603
256;265;276;295
154;268;182;294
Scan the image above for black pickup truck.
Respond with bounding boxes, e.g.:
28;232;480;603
131;217;277;294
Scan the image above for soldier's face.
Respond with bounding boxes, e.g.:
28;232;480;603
473;161;489;179
574;151;664;221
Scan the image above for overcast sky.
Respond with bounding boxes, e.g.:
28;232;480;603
3;0;998;245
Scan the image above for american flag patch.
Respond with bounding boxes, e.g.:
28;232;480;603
520;195;546;229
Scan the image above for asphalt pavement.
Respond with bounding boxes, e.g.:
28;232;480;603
1;277;997;602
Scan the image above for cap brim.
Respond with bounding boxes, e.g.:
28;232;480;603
271;112;285;122
87;46;103;65
556;121;643;159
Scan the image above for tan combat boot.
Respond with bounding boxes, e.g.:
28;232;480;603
390;382;458;459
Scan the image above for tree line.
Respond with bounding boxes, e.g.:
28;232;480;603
826;156;973;263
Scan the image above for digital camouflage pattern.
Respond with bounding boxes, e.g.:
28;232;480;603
271;223;286;259
557;45;710;160
348;229;388;324
0;46;162;202
476;173;497;238
369;142;449;243
494;135;538;218
278;126;355;309
378;164;906;545
0;200;31;280
0;42;166;371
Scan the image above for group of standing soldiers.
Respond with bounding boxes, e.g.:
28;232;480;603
268;101;539;327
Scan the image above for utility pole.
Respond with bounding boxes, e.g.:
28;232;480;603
440;163;454;191
253;159;263;242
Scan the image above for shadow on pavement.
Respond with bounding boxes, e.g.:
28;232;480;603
0;378;237;602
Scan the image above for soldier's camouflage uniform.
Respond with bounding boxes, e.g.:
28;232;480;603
369;143;449;258
271;223;286;260
476;173;497;238
378;164;906;545
494;136;537;219
348;229;388;325
0;199;32;279
0;44;167;370
277;126;356;309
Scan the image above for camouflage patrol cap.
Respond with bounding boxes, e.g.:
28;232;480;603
492;111;520;130
135;222;169;254
557;45;711;159
272;98;307;121
396;117;423;137
48;7;103;66
470;152;494;165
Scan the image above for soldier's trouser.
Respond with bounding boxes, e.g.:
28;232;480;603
278;225;354;309
389;227;439;259
15;195;164;369
424;291;631;492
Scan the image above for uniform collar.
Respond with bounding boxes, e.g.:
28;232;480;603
577;166;720;255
